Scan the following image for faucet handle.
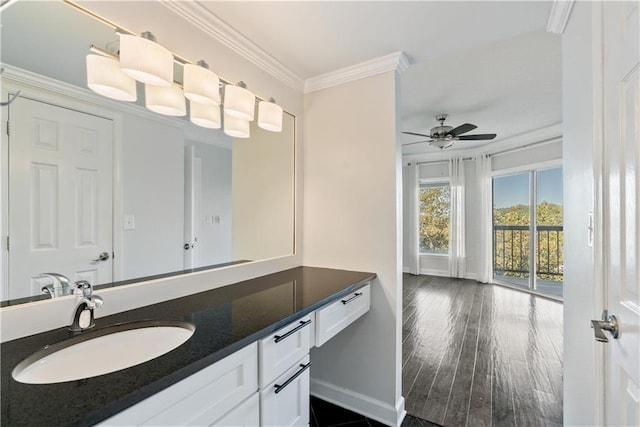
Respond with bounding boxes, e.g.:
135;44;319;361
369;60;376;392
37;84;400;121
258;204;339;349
74;280;93;297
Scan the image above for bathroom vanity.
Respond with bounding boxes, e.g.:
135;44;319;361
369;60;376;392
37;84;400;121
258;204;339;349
0;266;374;426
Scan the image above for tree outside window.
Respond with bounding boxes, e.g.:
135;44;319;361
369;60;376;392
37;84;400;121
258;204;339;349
419;183;450;254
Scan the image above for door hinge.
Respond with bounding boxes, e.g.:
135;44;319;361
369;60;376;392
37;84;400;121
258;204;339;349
5;236;9;251
6;120;11;136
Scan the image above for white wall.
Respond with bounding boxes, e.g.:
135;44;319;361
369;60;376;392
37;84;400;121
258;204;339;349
402;140;562;279
232;114;295;262
188;141;233;267
561;2;600;424
303;72;405;425
121;115;185;280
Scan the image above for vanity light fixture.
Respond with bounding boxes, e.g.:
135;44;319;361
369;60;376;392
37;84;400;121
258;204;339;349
145;83;186;116
70;1;285;130
223;111;250;138
258;98;283;132
119;32;173;87
224;81;255;121
183;60;220;106
86;54;137;102
190;102;221;129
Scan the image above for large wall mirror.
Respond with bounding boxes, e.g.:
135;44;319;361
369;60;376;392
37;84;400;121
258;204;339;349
0;1;295;304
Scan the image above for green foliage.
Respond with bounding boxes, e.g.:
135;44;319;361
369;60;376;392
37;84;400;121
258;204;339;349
419;186;450;254
493;202;564;282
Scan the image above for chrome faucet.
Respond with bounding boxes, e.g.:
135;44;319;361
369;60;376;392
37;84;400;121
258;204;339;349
40;273;72;298
70;280;103;332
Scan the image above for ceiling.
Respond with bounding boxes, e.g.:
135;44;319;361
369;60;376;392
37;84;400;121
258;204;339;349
4;0;561;157
196;1;562;156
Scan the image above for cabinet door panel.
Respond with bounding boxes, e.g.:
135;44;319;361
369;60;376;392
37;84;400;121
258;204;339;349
213;393;259;427
100;343;257;426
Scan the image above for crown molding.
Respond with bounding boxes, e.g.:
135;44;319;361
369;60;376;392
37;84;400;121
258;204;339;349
546;0;575;34
159;1;304;92
0;64;187;129
304;51;410;94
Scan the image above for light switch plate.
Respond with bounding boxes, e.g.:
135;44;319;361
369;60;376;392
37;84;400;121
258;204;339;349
124;214;136;230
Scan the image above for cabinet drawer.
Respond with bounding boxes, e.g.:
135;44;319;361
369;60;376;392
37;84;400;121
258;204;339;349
100;343;258;426
260;355;310;427
259;315;312;388
315;284;370;347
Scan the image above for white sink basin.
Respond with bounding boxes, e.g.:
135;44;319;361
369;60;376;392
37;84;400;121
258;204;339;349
12;320;195;384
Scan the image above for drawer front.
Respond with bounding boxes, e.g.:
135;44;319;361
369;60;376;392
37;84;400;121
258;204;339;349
259;315;312;387
100;343;258;426
260;355;310;427
214;393;259;427
315;284;370;347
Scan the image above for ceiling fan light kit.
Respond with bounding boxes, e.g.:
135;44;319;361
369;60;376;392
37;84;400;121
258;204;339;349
402;113;497;149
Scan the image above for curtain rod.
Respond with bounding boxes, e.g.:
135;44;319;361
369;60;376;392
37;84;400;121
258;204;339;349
411;137;561;166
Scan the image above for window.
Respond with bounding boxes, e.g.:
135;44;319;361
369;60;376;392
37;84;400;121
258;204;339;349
419;182;450;254
492;166;564;297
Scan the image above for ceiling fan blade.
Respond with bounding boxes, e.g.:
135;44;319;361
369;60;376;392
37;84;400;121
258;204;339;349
402;139;432;146
447;123;477;137
456;133;497;141
402;131;431;138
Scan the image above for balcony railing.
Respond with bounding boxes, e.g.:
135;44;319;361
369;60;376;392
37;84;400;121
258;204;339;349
493;224;564;280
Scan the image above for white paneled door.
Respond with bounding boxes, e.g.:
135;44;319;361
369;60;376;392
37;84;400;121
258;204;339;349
602;1;640;425
8;97;113;300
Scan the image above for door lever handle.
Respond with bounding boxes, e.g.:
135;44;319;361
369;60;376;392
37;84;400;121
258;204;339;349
92;252;110;262
591;311;619;342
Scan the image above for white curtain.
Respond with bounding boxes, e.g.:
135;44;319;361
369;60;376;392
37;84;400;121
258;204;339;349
476;153;493;283
448;157;466;278
407;162;420;275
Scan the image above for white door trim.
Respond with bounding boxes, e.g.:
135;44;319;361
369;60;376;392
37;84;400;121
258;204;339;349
590;2;606;424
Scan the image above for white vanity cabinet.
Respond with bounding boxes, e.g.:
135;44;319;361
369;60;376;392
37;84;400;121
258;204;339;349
99;343;259;426
98;284;370;427
258;316;313;426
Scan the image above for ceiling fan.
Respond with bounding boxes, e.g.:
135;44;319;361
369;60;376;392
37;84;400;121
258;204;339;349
402;114;497;149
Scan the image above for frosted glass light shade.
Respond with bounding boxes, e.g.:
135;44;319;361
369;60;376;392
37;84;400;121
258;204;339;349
257;100;283;132
224;85;255;121
145;83;186;116
223;112;250;138
86;54;137;102
119;34;173;87
183;64;220;106
190;102;221;129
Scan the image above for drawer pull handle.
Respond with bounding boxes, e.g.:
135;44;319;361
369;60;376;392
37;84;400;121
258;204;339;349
274;362;312;394
274;319;312;343
341;292;363;305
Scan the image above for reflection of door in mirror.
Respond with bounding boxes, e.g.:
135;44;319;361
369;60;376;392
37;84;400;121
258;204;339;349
7;97;113;300
185;141;233;269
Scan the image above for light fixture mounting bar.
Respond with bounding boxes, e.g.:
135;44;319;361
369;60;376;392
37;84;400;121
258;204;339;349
89;44;118;60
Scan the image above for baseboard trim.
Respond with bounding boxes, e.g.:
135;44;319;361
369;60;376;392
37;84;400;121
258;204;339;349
419;268;448;277
310;378;406;426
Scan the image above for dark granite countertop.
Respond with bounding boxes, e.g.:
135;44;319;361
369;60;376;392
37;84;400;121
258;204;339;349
1;266;375;426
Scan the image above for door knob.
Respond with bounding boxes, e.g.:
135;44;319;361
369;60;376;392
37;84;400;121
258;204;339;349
591;310;619;342
91;252;110;262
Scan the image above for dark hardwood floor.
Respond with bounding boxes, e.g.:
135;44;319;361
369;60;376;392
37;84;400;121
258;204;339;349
402;275;563;426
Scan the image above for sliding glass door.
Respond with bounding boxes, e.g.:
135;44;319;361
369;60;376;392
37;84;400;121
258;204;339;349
492;167;563;297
